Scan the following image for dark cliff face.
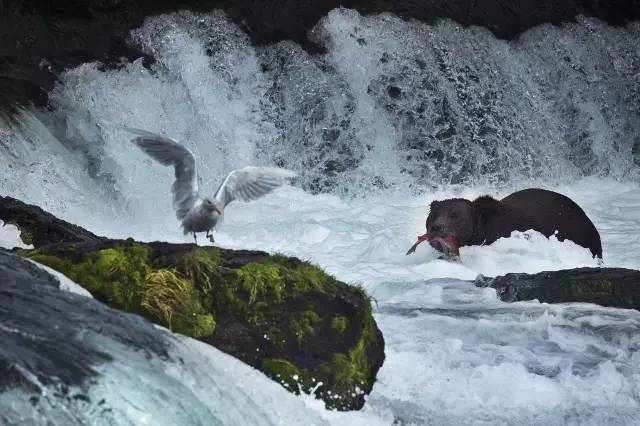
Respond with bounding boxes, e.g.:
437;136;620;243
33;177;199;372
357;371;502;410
225;0;640;46
5;0;640;41
1;0;639;113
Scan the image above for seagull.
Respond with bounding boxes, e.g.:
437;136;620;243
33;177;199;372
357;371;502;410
127;128;296;244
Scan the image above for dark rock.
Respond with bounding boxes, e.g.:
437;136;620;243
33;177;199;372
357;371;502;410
1;196;385;411
387;85;402;99
479;267;640;310
0;196;103;247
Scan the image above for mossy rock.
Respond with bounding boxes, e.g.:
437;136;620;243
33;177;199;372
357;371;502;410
2;196;385;411
480;267;640;310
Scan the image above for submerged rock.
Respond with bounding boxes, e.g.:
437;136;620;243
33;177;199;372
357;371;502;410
478;268;640;310
0;196;384;411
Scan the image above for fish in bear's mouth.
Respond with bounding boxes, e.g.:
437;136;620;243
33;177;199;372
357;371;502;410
406;233;460;257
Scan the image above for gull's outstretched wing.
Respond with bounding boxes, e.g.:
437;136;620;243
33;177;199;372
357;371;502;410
127;128;198;220
214;166;297;209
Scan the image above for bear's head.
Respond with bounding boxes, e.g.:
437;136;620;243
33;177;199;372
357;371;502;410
422;198;476;257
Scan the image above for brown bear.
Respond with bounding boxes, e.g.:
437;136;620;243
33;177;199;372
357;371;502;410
406;188;602;259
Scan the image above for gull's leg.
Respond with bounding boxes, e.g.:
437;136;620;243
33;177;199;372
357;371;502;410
208;230;215;243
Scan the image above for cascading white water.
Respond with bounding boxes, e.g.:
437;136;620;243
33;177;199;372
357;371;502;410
2;7;640;425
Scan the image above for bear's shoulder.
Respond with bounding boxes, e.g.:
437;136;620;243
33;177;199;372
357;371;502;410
470;194;539;244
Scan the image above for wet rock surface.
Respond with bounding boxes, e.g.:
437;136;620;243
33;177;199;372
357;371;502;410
0;196;103;247
478;267;640;310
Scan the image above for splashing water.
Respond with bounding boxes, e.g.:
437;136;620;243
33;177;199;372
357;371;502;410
1;7;640;425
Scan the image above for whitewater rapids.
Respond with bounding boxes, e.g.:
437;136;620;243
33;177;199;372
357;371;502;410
1;7;640;425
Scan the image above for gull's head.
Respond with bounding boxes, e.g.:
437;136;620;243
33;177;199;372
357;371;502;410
202;198;222;215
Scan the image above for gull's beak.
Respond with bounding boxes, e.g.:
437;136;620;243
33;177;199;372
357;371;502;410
214;207;223;215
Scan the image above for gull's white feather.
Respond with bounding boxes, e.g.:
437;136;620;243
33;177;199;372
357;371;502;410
127;128;198;220
214;166;297;209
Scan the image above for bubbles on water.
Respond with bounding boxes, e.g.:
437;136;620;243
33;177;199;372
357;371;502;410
258;41;370;194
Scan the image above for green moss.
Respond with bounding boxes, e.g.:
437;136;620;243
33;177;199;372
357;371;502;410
235;263;285;305
24;251;74;272
219;262;288;326
211;258;379;408
141;268;215;337
290;310;321;345
265;299;379;410
270;255;338;296
23;242;214;338
571;279;613;299
262;358;311;392
26;242;150;310
331;316;348;334
317;300;377;410
262;358;301;380
217;257;338;313
290;263;338;296
19;228;34;245
350;282;372;304
183;247;220;294
208;259;335;328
